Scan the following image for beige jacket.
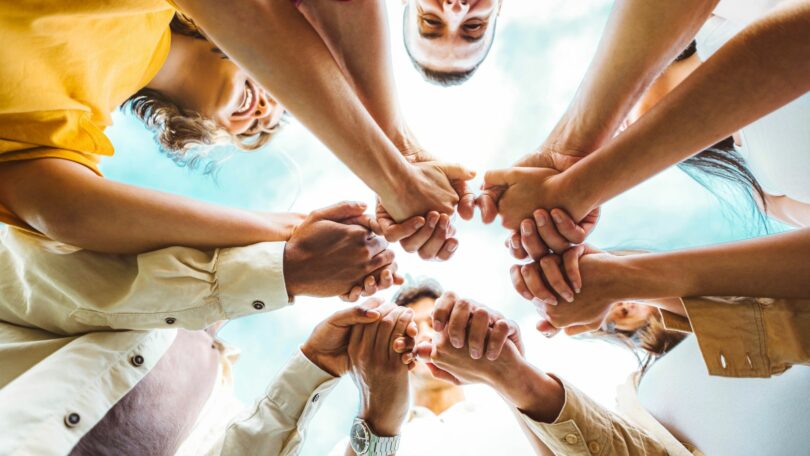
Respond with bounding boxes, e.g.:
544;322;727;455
517;296;810;455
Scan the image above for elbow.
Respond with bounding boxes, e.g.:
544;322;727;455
34;208;93;247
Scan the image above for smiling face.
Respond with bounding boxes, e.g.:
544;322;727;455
402;0;501;85
148;33;286;139
405;296;452;388
605;301;657;332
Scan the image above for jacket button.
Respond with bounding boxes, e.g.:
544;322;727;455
564;433;579;445
589;441;601;453
252;300;265;310
165;317;176;325
64;412;81;427
130;355;144;367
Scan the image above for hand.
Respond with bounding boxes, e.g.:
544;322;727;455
430;292;522;360
482;166;574;230
379;161;475;223
506;207;601;260
372;203;459;261
284;202;397;298
513;245;632;335
348;304;414;436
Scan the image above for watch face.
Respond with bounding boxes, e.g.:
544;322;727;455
350;420;370;454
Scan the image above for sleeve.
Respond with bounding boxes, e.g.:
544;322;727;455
679;296;810;378
518;376;668;456
1;228;291;333
214;350;340;456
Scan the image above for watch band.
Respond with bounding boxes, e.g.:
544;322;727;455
368;434;400;455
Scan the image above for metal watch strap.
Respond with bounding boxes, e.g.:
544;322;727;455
368;434;400;456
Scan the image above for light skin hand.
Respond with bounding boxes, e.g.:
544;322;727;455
348;304;414;437
283;201;398;298
430;292;522;360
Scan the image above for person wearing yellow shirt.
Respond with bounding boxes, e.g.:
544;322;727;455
0;0;472;259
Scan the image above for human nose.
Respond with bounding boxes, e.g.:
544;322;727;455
252;89;273;120
442;0;470;16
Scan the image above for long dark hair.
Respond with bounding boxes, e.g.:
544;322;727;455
671;41;768;223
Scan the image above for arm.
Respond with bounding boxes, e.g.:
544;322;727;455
421;300;669;455
173;0;472;222
560;0;810;220
0;202;398;334
298;0;464;260
0;159;297;254
763;193;810;228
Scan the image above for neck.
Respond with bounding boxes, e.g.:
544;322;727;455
412;383;465;416
145;33;188;94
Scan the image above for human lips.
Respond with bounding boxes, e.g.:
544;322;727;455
233;80;258;116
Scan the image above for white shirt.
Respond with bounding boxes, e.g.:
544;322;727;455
0;226;336;455
697;0;810;203
638;336;810;456
328;389;537;456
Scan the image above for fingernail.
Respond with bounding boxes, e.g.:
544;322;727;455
575;288;581;294
448;243;458;252
451;338;462;348
470;349;480;359
522;292;533;301
536;213;547;227
521;221;530;235
552;211;563;224
563;292;574;303
486;351;497;361
414;220;425;229
542;330;554;338
394;340;404;349
428;214;438;227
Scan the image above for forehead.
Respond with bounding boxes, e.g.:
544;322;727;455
405;296;436;319
403;2;496;72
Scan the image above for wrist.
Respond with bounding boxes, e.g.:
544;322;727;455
498;360;565;424
282;243;303;298
621;252;690;300
554;171;598;221
299;342;340;378
359;393;408;437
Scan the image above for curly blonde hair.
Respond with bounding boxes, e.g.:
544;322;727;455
123;13;281;171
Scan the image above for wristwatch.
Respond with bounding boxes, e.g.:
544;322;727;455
349;418;401;455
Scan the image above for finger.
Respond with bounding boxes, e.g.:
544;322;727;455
506;231;529;260
432;291;457;332
510;265;533;301
476;191;500;225
550;208;588;245
485;320;511;360
378;215;426;243
364;235;389;259
414;341;434;361
401;351;415;366
392;336;416;354
400;212;440;253
426;362;461;385
564;323;601;336
539;255;574;303
329;300;385;327
579;208;601;239
520;219;549;260
436;162;476;181
458;193;476;221
563;245;585;293
482;168;512;188
375;307;403;361
521;263;558;306
340;286;361;302
533;209;571;253
467;308;490;360
362;275;378;297
417;214;451;260
536;319;560;338
342;214;374;231
310;201;367;221
390;308;414;354
434;238;458;262
406;321;418;338
447;298;472;349
365;249;395;274
377;267;394;290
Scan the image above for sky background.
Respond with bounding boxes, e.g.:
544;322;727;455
100;1;784;454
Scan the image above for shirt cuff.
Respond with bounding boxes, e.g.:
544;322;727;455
266;349;339;422
216;241;292;319
518;376;610;455
682;297;772;377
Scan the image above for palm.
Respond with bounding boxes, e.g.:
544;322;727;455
302;321;352;377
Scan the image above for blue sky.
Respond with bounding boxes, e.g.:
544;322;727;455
100;1;786;454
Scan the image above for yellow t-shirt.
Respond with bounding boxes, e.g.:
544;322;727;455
0;0;176;229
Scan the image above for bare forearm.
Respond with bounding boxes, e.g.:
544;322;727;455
625;228;810;299
175;0;413;201
0;159;293;254
565;2;810;216
555;0;718;154
495;360;565;425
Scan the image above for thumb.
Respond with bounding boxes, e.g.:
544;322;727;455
330;299;385;327
482;168;513;189
435;162;476;181
310;201;367;221
414;341;434;361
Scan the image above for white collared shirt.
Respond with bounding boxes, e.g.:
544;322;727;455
0;225;336;455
